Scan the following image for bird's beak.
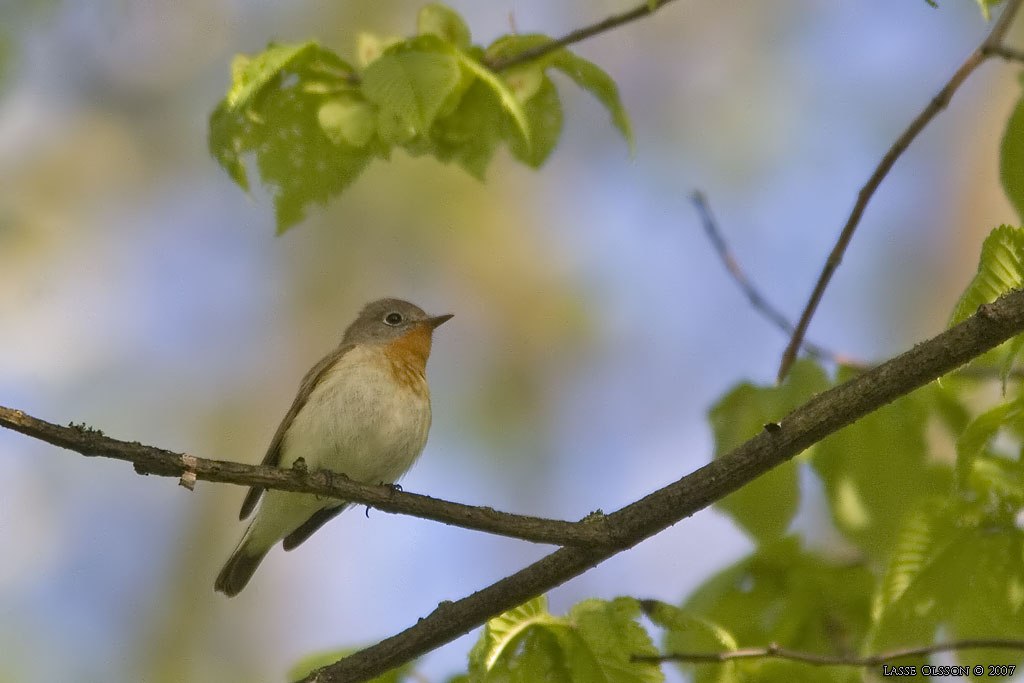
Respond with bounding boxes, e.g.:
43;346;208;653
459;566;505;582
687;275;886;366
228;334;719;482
425;313;454;329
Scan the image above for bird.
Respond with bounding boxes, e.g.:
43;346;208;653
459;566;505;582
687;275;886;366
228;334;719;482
214;298;452;596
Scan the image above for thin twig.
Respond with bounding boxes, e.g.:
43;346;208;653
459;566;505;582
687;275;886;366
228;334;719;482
776;0;1024;383
485;0;678;71
691;191;867;369
633;638;1024;666
305;290;1024;682
984;44;1024;63
0;407;612;548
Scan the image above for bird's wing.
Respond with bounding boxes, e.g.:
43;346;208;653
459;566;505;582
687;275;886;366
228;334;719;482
238;343;356;520
281;503;350;550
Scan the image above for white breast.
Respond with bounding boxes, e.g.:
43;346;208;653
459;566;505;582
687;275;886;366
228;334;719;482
279;345;432;485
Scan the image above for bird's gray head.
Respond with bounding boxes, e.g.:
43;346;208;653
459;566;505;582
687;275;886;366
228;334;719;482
342;298;453;345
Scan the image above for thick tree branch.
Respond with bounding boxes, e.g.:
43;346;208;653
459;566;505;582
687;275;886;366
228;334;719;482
305;289;1024;682
691;191;867;369
776;0;1024;382
633;638;1024;667
0;407;611;547
485;0;678;71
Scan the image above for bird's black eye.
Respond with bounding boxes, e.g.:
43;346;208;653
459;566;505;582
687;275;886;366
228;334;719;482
384;312;403;326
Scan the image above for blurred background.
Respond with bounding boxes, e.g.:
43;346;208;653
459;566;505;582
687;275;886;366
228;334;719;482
0;0;1020;681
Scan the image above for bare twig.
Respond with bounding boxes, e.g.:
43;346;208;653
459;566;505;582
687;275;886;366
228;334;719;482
984;44;1024;63
0;407;612;548
485;0;678;71
691;191;867;369
633;638;1024;667
304;290;1024;682
776;0;1024;383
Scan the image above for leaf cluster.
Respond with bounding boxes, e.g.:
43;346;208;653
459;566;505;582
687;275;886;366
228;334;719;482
209;3;632;232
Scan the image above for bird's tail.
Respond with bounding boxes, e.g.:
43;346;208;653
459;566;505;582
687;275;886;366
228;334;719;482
214;526;270;597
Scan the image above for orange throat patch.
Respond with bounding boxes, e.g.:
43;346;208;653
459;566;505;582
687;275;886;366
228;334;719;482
383;325;432;395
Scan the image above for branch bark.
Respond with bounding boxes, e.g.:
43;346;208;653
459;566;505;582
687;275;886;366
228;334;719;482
304;289;1024;682
776;0;1024;382
0;408;612;547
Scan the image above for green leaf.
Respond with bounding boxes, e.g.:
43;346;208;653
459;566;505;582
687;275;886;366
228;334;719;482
287;648;412;682
951;225;1024;325
486;34;632;154
1001;92;1024;223
869;499;1024;667
361;38;462;143
950;225;1024;374
505;76;563;168
644;602;739;683
224;42;317;109
428;79;505;179
812;379;955;561
567;598;663;683
978;0;1006;20
708;359;831;542
468;596;557;673
677;537;872;683
356;32;403;69
209;43;370;231
484;627;576;683
502;65;544;103
548;51;634;154
318;96;376;147
456;50;531;149
417;3;471;50
954;395;1024;519
956;395;1024;475
467;596;662;683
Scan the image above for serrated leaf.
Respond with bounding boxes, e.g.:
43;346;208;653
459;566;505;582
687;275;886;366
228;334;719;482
548;50;634;154
486;34;632;154
468;597;662;683
869;499;1024;667
708;359;830;542
362;40;462;143
456;50;531;149
680;537;871;683
505;76;563;168
812;379;956;561
429;79;504;179
417;3;471;50
224;42;319;109
1001;94;1024;223
567;598;663;683
209;43;370;231
469;596;556;672
645;602;739;683
318;96;376;147
951;225;1024;325
956;396;1024;476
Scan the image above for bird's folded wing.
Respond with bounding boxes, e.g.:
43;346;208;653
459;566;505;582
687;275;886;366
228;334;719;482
238;343;356;519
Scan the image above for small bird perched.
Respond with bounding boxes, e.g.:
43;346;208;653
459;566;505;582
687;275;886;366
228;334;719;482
215;298;452;596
